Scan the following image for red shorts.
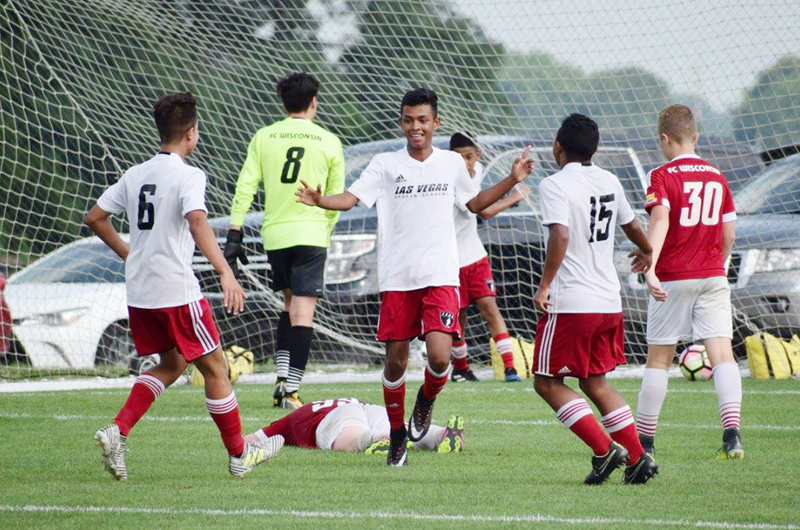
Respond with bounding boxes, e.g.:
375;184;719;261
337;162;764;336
128;298;221;362
458;256;497;309
377;286;461;342
533;312;626;378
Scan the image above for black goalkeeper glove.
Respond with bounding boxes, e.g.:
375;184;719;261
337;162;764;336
223;229;249;278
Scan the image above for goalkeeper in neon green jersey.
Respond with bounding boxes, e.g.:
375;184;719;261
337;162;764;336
225;72;345;409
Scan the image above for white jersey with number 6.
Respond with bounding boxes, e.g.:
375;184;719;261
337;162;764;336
96;152;207;309
538;162;635;313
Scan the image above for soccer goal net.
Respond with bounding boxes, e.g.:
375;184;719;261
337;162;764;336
2;0;799;378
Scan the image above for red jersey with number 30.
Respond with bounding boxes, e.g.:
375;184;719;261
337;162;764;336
263;398;361;449
644;154;736;282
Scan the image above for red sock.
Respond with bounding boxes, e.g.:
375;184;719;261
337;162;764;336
601;405;644;464
494;333;515;370
451;339;468;370
422;363;451;401
556;398;611;455
114;373;165;436
382;373;406;430
206;392;244;456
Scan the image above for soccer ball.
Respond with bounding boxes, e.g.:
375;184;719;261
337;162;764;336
678;344;713;381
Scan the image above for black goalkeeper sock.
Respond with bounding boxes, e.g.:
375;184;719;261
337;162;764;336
286;326;313;393
275;311;291;379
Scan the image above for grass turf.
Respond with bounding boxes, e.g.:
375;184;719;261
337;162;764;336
0;377;798;529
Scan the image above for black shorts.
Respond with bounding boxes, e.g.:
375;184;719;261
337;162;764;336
267;246;327;297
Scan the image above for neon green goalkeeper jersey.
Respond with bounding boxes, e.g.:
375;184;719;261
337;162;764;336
229;117;345;250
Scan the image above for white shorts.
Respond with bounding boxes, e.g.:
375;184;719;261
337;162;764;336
646;276;733;345
314;403;389;450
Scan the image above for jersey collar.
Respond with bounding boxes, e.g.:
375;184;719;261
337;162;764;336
669;153;701;162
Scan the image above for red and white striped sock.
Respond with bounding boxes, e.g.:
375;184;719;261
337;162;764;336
206;391;244;456
422;363;451;401
601;405;643;464
114;373;165;436
556;398;611;456
494;333;515;369
713;362;742;429
636;368;669;438
451;339;469;370
382;372;407;430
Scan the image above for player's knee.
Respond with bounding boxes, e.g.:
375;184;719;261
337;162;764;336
533;375;555;397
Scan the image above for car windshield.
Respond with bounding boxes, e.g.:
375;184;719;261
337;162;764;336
734;157;800;215
12;242;125;284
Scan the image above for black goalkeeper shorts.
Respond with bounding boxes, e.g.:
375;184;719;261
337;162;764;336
267;246;327;297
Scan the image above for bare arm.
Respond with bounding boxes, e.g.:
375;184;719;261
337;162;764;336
85;205;129;261
296;180;359;211
621;217;653;273
722;221;735;259
644;205;670;301
466;147;534;214
187;210;245;315
478;184;531;220
534;224;569;312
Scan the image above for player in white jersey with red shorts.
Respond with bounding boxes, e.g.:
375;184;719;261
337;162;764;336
86;92;283;480
243;397;465;454
449;132;531;382
636;104;743;460
297;88;533;466
532;113;658;485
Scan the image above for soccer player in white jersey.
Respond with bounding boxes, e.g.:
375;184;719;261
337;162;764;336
243;397;465;455
296;88;533;466
532;114;658;485
636;105;743;459
449;132;531;382
85;92;283;480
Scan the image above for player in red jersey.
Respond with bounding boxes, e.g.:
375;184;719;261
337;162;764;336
244;397;465;454
636;104;743;459
532;114;657;485
296;88;533;466
86;93;283;480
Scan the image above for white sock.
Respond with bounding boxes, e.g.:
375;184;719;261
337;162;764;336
636;368;669;437
713;362;742;429
413;424;446;450
451;342;468;360
356;429;386;451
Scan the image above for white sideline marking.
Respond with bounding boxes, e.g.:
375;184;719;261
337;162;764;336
0;505;796;529
0;410;797;431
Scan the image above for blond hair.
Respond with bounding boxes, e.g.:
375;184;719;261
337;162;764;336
658;104;697;144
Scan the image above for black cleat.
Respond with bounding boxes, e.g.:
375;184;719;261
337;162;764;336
584;442;629;485
719;427;744;459
272;378;287;408
639;434;655;456
387;427;408;467
451;368;479;382
407;386;435;442
623;452;659;484
504;367;522;382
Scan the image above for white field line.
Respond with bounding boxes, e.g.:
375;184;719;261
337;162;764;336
0;504;796;529
0;411;797;431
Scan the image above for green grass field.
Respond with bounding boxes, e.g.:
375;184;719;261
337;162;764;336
1;377;798;529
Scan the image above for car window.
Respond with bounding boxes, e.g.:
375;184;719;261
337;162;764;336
12;242;125;284
735;157;800;214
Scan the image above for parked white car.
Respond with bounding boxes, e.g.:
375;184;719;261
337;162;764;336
5;237;132;370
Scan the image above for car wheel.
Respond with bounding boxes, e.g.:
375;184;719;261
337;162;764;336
96;321;135;367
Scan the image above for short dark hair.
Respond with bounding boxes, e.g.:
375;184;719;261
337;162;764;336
276;72;319;113
152;92;197;144
556;113;599;161
400;88;438;117
450;132;478;150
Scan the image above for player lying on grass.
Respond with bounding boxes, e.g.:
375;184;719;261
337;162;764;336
449;132;532;383
244;397;465;454
636;104;743;460
296;88;533;467
532;113;658;485
85;92;283;480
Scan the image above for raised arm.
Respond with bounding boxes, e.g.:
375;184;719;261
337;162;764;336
534;223;569;312
478;183;532;220
85;205;130;261
466;147;534;214
296;180;359;211
187;210;246;316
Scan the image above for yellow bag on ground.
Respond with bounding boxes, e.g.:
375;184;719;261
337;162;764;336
491;336;534;380
190;345;255;386
745;332;800;380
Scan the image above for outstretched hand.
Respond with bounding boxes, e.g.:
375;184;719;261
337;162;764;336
628;248;652;273
295;180;323;207
510;146;535;182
